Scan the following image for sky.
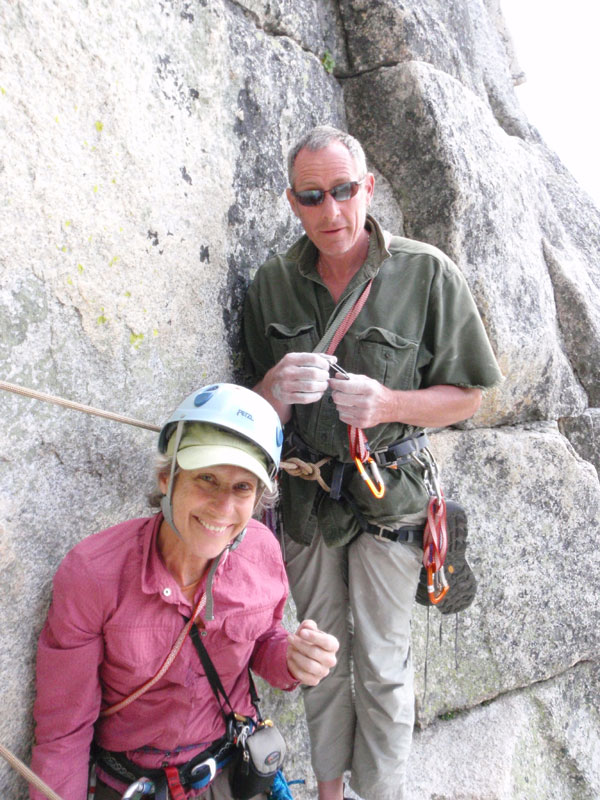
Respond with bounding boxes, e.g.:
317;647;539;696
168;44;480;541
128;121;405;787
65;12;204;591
501;0;600;208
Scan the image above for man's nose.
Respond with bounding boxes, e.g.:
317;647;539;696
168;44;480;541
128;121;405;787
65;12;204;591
319;191;341;218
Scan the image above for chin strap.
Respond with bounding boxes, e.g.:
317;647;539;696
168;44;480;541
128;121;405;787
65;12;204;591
160;420;186;540
204;530;246;621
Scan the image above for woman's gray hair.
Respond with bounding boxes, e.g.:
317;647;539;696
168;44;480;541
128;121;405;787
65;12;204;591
147;452;179;508
148;452;279;516
287;125;368;186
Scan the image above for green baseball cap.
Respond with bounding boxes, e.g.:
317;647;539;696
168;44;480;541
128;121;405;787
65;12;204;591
167;422;273;490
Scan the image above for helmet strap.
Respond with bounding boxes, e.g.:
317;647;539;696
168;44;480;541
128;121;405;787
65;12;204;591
160;420;186;541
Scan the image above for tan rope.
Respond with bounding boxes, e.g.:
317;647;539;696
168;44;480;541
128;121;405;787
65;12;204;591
2;381;336;494
280;456;332;493
0;742;64;800
0;380;161;432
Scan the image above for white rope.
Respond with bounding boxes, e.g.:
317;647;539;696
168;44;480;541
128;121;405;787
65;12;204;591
279;456;332;492
0;380;160;432
0;742;64;800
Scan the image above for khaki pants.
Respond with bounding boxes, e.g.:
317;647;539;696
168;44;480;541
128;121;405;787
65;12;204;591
95;760;267;799
284;530;422;800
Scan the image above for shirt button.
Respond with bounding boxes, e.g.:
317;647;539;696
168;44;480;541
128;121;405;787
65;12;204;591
163;587;172;597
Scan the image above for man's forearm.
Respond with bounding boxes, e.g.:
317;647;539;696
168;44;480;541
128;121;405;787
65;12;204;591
330;376;482;430
385;384;482;428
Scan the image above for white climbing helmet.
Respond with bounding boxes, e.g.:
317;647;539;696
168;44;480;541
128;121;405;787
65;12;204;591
158;383;283;481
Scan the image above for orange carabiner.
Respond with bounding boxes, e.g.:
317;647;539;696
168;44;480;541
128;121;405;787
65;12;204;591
426;564;449;604
354;456;386;499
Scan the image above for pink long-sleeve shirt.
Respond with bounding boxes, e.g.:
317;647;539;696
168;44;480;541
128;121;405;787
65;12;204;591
30;514;297;800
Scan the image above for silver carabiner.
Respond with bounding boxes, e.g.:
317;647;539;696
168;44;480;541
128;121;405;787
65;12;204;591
412;448;442;500
122;779;154;800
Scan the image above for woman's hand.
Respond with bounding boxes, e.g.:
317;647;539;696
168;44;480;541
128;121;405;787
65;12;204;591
286;619;339;686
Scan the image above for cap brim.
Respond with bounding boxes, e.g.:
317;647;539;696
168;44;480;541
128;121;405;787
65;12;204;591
176;444;273;491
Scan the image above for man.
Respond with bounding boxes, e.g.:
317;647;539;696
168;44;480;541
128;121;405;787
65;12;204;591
242;126;502;800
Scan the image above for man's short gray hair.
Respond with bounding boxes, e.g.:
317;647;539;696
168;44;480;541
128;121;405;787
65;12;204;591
287;125;367;186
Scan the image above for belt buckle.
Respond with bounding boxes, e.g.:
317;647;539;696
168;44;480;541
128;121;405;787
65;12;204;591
374;524;393;541
191;756;217;784
122;779;154;799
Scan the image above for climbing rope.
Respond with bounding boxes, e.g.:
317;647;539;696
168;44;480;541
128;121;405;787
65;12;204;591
278;455;332;492
0;380;161;432
0;742;64;800
0;380;342;498
0;380;340;494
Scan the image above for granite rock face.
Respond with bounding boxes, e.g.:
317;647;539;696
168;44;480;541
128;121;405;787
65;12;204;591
1;1;599;799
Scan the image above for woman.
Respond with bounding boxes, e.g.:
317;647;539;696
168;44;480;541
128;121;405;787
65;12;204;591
30;383;338;800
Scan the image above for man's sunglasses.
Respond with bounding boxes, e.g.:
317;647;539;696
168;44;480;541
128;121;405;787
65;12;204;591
291;178;365;207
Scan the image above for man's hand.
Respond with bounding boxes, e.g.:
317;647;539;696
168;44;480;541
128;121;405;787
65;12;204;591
329;374;482;429
329;373;391;428
257;353;335;423
286;619;339;686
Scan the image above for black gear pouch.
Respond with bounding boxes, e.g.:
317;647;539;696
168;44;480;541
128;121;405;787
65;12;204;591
230;721;287;799
187;621;287;798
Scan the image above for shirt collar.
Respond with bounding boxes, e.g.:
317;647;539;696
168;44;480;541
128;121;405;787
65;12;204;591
292;213;392;282
140;513;185;605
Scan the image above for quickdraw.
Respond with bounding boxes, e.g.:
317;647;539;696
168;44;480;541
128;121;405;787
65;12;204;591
349;425;385;499
416;451;449;604
330;362;386;500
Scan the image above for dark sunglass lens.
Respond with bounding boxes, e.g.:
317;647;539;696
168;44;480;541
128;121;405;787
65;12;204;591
329;182;354;201
296;190;325;206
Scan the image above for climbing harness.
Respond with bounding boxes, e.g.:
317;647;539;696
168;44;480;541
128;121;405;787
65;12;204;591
94;735;235;800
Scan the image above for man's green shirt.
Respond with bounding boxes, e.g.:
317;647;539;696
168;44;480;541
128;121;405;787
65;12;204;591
243;215;502;546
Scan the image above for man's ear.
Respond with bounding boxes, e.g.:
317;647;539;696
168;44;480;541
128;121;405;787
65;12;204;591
286;187;300;219
365;172;375;205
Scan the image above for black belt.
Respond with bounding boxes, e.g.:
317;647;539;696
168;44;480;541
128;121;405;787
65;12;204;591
362;523;424;545
285;430;429;501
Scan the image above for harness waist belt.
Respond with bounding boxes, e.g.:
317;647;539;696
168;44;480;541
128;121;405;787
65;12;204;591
94;736;234;793
286;430;428;469
371;431;429;467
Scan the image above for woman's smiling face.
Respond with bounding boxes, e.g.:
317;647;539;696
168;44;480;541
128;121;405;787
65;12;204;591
159;464;258;561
